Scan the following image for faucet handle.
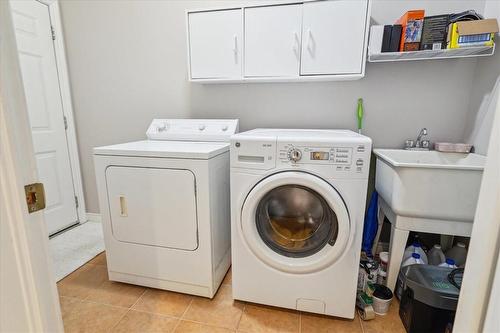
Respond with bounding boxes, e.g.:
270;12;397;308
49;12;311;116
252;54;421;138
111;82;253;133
404;139;414;150
422;140;431;149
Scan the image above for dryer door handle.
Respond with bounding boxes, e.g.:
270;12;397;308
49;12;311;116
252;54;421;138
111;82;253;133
119;195;128;217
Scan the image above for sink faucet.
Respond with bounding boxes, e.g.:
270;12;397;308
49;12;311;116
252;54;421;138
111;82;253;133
415;128;427;148
405;128;431;150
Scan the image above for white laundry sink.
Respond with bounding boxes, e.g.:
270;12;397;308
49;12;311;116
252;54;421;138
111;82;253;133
373;149;485;222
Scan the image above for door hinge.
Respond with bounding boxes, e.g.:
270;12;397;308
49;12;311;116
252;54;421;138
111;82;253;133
75;196;79;208
63;115;68;130
25;183;46;213
50;25;56;40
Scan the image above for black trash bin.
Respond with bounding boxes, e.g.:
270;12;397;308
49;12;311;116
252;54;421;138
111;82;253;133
399;265;461;333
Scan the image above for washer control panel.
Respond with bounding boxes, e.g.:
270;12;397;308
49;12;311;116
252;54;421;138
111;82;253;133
278;142;368;174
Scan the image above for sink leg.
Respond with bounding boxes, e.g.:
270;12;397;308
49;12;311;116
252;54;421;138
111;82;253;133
386;224;409;292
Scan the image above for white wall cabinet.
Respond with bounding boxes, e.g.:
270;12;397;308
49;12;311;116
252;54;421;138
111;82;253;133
244;4;302;78
187;1;370;83
188;9;242;80
301;0;368;75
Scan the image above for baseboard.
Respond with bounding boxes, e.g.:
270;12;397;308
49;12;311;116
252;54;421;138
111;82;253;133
86;213;102;223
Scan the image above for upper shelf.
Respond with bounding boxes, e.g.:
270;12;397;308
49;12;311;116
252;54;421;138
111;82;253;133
367;24;496;63
368;45;495;62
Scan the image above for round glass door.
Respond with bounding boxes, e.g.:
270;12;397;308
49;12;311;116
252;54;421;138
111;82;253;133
240;171;350;274
255;185;338;258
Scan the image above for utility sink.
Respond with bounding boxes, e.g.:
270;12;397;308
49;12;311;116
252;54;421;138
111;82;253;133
373;149;485;222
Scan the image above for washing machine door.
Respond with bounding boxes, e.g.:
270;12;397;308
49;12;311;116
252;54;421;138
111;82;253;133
241;171;350;273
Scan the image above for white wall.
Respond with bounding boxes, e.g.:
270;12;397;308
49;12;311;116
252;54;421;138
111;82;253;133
463;0;500;155
60;0;490;213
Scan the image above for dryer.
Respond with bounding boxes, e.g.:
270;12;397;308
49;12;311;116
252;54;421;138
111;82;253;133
94;119;238;298
230;129;371;318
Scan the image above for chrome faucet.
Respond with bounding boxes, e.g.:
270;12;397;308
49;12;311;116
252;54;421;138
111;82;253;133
404;128;431;150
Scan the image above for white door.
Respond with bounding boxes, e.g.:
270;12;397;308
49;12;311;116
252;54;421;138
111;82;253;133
300;0;368;75
106;167;199;251
188;9;242;79
244;4;302;77
1;0;63;330
11;0;78;235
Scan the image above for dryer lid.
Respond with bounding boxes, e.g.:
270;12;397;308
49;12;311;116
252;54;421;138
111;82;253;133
94;140;229;159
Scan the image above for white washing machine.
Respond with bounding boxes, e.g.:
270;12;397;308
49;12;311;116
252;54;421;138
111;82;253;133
230;129;371;318
94;119;238;298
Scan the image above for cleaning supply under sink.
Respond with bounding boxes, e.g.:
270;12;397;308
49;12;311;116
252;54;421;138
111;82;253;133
402;242;428;264
428;244;446;266
439;258;458;268
402;253;425;267
445;242;468;266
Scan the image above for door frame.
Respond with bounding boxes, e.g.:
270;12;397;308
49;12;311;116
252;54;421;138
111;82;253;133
38;0;88;223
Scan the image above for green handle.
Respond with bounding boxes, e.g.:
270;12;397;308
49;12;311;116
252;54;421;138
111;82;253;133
357;98;364;132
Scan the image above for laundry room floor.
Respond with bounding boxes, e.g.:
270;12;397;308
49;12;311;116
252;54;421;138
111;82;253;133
57;252;406;333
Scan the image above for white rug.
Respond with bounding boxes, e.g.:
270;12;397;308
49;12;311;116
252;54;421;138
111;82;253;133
49;221;105;281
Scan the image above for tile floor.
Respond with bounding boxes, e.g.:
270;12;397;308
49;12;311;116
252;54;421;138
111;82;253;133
57;252;406;333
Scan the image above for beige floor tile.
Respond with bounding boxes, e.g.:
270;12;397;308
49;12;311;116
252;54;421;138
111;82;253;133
60;296;81;319
175;320;235;333
88;251;107;266
86;280;146;308
58;264;109;299
183;285;244;330
111;310;178;332
132;288;193;317
222;268;232;285
63;300;127;333
300;312;362;333
237;304;299;333
361;300;406;333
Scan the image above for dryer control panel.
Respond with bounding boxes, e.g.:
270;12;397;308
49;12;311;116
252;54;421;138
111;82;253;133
147;119;239;142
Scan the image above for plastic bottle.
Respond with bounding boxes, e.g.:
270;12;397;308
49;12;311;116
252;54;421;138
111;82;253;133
439;258;458;268
428;244;446;266
403;242;428;264
402;253;425;267
445;242;468;266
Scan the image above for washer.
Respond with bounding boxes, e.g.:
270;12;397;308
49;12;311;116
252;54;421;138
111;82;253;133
94;119;238;298
230;129;371;318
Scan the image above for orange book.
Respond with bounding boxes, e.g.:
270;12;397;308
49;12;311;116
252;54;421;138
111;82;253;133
396;10;425;51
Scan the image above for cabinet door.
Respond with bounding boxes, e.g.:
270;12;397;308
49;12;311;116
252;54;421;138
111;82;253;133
244;4;302;77
188;9;242;79
300;0;368;75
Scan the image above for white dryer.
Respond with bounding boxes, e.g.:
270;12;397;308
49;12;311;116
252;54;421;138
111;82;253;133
94;119;238;298
230;129;371;318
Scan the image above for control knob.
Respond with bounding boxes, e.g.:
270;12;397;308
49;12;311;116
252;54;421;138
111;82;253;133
157;122;168;132
288;148;302;162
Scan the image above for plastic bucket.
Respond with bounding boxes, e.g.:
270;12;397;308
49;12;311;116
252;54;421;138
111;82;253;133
372;284;393;315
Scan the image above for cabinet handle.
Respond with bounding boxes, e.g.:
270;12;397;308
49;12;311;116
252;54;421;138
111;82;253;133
306;29;315;56
292;31;300;58
233;35;238;63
